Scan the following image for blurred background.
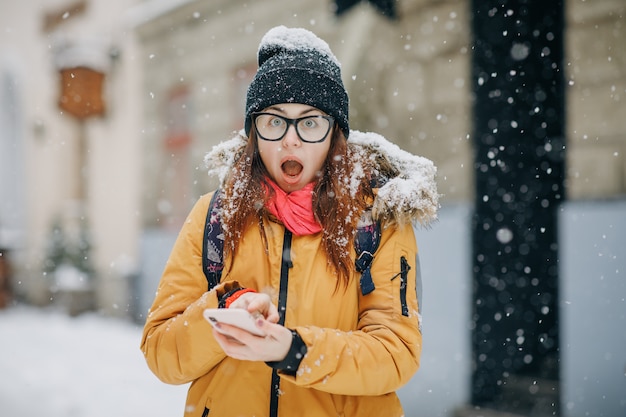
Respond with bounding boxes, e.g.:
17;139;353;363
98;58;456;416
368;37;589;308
0;0;624;416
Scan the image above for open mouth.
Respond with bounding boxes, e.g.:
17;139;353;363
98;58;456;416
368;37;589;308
281;160;303;177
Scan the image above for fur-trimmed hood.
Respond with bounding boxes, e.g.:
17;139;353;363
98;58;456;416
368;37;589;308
204;130;439;227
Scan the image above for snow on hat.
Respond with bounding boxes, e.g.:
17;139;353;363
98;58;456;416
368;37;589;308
244;26;350;138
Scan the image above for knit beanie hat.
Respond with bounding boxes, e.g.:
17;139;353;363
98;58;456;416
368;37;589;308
244;26;350;138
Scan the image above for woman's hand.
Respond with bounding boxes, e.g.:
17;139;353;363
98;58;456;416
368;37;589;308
213;292;289;362
212;317;293;362
228;291;280;323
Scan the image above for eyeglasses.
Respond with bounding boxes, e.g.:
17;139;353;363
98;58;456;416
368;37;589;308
252;112;334;143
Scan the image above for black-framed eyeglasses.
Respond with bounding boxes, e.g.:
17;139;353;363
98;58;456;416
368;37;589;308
252;112;334;143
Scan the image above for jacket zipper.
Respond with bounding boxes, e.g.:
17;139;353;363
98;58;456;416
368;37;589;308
270;229;293;417
400;256;410;317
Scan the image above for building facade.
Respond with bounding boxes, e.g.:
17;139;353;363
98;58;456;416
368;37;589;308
0;0;624;416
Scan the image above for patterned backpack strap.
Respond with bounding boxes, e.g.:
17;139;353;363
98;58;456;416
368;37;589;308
202;190;225;290
354;210;381;296
354;215;424;318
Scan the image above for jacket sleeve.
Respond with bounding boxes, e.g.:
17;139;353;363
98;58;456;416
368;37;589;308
283;223;422;395
140;192;236;385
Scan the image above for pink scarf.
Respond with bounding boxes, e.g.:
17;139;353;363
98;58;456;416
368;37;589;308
265;179;322;236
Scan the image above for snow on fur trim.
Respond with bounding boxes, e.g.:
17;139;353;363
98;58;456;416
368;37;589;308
204;130;247;185
348;130;439;227
204;129;439;226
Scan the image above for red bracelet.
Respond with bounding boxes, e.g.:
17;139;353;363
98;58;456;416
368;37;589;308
225;288;257;309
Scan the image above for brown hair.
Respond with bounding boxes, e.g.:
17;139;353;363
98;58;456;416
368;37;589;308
221;126;373;286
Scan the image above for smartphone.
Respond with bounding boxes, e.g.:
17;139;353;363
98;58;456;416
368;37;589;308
203;308;266;337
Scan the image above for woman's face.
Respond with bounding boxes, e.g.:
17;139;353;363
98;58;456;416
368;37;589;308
255;103;333;192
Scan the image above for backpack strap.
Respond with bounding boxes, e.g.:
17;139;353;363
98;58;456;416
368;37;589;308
354;214;424;316
202;190;386;298
354;217;381;296
354;176;386;296
202;190;224;291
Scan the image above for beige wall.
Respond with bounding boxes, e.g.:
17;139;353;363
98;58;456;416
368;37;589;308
566;0;626;199
346;0;472;202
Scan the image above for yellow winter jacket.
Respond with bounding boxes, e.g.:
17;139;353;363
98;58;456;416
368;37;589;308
141;130;439;417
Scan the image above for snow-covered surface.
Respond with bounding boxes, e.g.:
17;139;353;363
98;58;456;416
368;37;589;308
51;34;112;72
349;129;439;226
259;25;340;66
0;306;188;417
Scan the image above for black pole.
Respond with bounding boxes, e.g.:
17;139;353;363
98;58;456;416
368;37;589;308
470;0;565;409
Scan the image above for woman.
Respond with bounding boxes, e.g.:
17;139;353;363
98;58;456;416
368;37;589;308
141;25;438;417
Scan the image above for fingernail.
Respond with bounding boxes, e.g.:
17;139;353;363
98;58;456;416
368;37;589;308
256;318;264;327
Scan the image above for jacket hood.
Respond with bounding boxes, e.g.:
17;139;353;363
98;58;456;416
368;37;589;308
204;130;439;227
